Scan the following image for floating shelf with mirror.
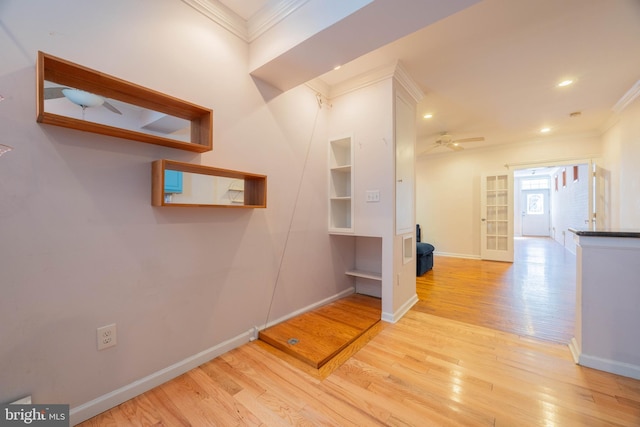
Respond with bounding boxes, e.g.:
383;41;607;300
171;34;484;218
36;51;213;153
152;160;266;208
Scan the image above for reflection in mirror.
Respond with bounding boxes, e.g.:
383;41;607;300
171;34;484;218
37;51;212;152
164;171;245;205
152;160;266;208
43;81;191;142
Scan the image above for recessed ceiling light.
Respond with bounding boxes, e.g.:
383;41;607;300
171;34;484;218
423;113;433;119
557;80;573;87
333;65;341;70
540;127;551;133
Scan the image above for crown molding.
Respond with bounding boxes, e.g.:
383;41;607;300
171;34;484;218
182;0;310;43
325;61;424;103
612;79;640;115
305;78;331;99
327;62;398;100
181;0;248;40
248;0;311;42
393;62;424;104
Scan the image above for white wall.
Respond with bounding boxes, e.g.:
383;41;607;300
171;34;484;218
328;78;395;314
0;0;352;419
602;95;640;228
549;164;589;253
326;74;418;321
416;134;601;258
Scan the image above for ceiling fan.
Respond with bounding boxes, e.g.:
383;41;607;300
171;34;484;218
44;87;122;115
425;132;485;153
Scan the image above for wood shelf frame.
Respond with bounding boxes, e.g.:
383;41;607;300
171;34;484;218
152;160;267;208
36;51;213;153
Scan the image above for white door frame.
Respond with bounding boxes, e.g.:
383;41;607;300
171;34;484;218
509;157;595;238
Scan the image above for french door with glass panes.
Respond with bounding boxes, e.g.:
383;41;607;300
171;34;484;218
480;173;514;262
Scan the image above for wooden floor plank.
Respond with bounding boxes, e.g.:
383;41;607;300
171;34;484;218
78;238;640;426
417;237;576;344
258;293;381;368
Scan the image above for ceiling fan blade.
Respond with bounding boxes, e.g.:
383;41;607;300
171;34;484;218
44;86;67;100
453;137;485;143
102;101;122;115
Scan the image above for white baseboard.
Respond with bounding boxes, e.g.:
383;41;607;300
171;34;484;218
568;336;640;380
578;353;640;380
382;293;418;323
434;251;481;260
70;286;355;426
69;330;251;426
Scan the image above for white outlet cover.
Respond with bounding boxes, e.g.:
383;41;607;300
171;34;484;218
97;324;117;350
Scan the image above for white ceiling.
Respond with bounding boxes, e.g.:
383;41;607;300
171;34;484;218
216;0;640;155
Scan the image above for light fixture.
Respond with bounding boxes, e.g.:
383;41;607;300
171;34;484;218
62;88;105;109
0;144;13;157
557;79;573;87
333;65;341;70
423;113;433;119
540;127;551;133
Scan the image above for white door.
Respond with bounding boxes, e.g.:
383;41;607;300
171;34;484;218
521;189;550;236
480;173;514;262
593;162;606;230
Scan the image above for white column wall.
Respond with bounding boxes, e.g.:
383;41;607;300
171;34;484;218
602;96;640;229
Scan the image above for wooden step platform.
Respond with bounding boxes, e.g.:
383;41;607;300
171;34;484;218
258;293;381;369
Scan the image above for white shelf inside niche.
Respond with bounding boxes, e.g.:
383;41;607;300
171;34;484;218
329;135;353;233
345;269;382;281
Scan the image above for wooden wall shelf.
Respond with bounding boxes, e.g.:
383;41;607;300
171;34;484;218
36;51;213;153
152;160;267;208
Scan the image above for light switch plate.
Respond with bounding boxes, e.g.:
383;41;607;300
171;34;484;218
366;190;380;202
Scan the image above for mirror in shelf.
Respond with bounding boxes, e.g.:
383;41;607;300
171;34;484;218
36;51;212;153
152;159;267;208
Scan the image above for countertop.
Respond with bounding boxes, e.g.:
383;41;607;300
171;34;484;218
568;228;640;238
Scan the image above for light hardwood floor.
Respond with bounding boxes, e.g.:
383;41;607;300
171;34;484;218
78;238;640;426
416;237;576;343
258;293;381;368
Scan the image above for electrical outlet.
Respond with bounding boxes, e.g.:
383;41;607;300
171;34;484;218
97;324;117;350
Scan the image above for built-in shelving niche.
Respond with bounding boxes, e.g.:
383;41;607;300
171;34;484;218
152;159;266;208
329;135;354;233
36;51;213;153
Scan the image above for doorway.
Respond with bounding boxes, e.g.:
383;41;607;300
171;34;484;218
513;164;589;252
521;189;550;236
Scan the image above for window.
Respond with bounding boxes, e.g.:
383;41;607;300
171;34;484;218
521;178;550;190
526;193;544;215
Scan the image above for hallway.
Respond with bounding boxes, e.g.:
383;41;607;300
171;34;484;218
415;237;576;343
